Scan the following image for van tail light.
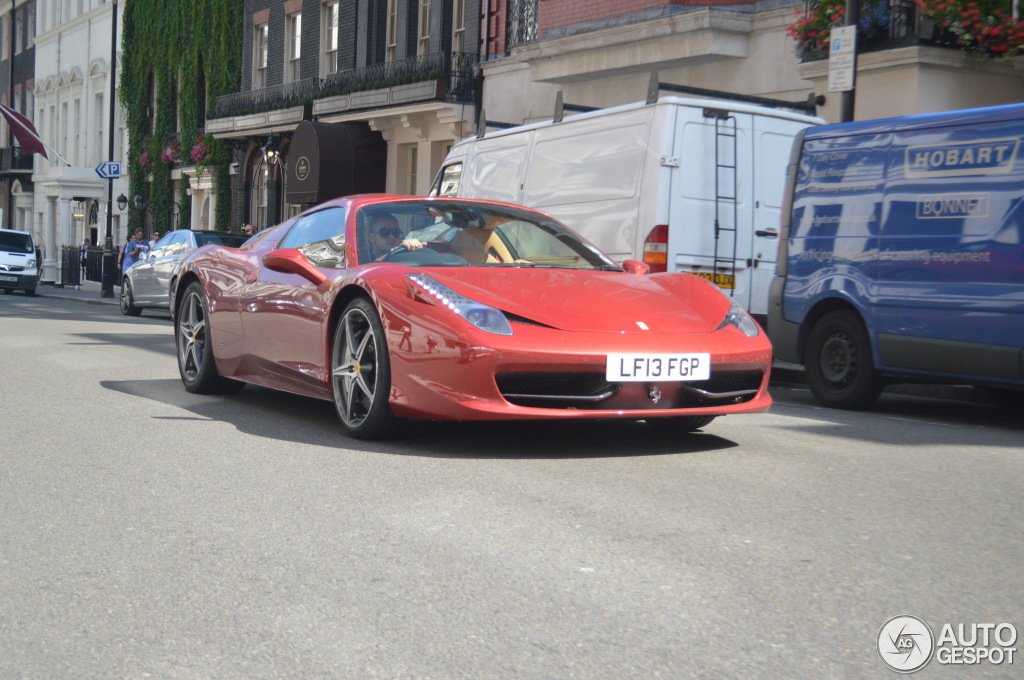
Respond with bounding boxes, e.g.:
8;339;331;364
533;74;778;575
643;225;669;273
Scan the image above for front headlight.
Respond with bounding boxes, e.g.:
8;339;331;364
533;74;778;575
27;259;36;269
715;298;760;337
407;273;513;336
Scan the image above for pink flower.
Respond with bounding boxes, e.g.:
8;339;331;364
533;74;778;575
190;136;209;164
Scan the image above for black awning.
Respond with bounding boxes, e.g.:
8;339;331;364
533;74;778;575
286;121;386;206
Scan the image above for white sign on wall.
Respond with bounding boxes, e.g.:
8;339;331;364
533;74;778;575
828;25;857;93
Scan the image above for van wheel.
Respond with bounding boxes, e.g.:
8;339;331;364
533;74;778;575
804;310;884;410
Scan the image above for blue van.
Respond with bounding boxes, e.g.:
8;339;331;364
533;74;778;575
768;104;1024;409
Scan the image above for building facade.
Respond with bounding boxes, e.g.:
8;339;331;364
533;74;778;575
207;0;481;231
32;0;127;285
0;0;39;241
481;0;1024;128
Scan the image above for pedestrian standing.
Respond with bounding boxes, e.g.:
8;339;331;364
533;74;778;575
80;238;90;278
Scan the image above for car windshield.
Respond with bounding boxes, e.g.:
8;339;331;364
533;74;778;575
195;232;249;247
356;200;619;270
0;231;33;253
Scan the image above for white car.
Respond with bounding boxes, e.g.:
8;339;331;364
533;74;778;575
121;229;249;315
0;228;38;295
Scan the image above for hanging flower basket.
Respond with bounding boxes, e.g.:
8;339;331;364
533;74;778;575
160;142;181;165
786;0;847;55
190;136;209;164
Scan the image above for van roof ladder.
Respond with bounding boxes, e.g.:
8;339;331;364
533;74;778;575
646;72;824;115
710;108;739;298
475;109;519;137
553;92;600;123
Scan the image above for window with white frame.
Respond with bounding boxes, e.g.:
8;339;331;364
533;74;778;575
285;11;302;82
0;16;8;59
452;0;465;52
254;23;269;89
417;0;430;56
321;1;339;77
386;0;397;62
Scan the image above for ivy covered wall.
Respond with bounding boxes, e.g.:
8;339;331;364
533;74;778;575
121;0;242;233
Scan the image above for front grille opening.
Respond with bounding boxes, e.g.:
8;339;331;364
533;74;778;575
496;369;764;410
678;370;764;407
496;372;616;408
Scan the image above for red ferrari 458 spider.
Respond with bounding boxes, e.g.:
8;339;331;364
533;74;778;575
173;195;772;439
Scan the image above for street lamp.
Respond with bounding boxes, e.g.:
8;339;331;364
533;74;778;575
100;0;120;299
262;135;279;166
125;194;181;233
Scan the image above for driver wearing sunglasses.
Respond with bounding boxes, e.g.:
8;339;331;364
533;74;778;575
368;215;425;260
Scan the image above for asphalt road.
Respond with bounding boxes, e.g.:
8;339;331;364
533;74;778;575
1;293;1021;679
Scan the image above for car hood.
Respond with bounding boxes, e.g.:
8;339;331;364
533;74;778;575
419;267;731;333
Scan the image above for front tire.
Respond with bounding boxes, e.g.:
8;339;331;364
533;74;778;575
175;282;243;394
120;278;142;316
804;310;883;410
331;298;403;439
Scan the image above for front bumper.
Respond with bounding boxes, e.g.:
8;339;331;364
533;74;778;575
386;319;773;421
0;272;38;292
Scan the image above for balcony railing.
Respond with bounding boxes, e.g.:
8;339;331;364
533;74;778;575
798;0;961;61
0;146;35;172
211;77;321;119
210;51;479;120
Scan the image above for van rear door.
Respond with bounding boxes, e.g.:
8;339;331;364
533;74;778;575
750;117;805;316
668;108;754;309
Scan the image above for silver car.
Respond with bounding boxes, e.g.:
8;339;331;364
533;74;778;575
120;229;249;315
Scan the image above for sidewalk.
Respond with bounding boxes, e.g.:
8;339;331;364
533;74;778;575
36;280;119;306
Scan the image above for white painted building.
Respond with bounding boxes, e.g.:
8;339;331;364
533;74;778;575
31;0;127;284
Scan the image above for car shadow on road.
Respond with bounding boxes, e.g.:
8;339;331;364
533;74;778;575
102;378;740;459
769;384;1024;447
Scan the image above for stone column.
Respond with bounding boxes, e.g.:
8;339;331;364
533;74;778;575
42;197;58;284
57;198;72;285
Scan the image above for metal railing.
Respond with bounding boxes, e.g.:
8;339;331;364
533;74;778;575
0;146;35;172
210;51;478;119
798;0;961;60
84;248;114;284
212;77;322;118
60;245;82;287
507;0;539;49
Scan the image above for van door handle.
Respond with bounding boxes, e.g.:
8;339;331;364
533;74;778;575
755;230;778;238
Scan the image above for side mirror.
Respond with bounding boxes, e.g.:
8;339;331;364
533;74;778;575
621;259;650;276
262;248;328;286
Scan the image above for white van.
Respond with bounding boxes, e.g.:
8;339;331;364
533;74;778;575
0;228;38;295
429;87;822;319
